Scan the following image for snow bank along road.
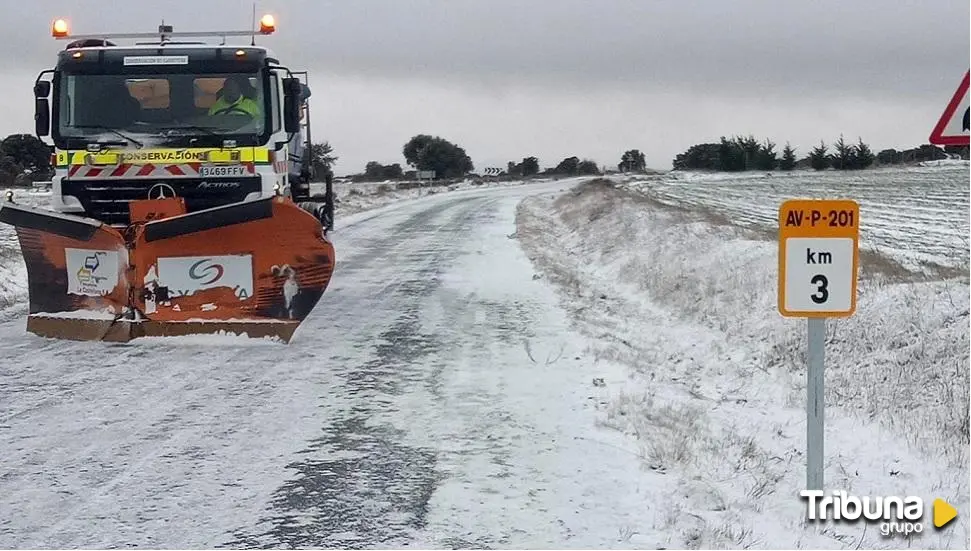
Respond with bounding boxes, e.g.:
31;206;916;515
0;179;670;548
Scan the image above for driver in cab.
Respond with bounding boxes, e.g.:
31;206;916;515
208;75;261;120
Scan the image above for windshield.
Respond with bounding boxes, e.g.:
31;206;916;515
54;72;270;148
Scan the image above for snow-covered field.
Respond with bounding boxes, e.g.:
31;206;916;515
515;174;969;549
618;164;970;274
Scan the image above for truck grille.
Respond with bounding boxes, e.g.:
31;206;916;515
61;177;263;226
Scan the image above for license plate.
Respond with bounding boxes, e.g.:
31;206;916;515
199;165;248;178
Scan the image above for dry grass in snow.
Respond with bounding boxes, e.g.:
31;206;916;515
515;178;969;549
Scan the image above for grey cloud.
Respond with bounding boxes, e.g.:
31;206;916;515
0;0;967;173
8;0;967;99
291;0;967;101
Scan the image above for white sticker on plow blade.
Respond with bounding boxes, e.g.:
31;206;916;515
157;255;254;300
65;248;120;296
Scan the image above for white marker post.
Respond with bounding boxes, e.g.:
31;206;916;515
417;170;435;197
778;199;860;491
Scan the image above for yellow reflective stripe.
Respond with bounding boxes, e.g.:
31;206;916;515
67;151;121;165
206;150;241;163
87;152;121;165
238;148;271;163
62;147;272;165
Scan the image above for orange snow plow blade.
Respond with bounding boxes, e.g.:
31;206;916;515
0;205;131;340
0;196;334;343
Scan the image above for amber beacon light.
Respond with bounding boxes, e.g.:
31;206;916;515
259;14;276;34
52;18;69;38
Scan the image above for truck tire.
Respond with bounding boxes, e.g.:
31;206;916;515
291;168;311;201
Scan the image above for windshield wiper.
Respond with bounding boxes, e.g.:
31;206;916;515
73;125;144;148
161;120;221;138
160;121;258;148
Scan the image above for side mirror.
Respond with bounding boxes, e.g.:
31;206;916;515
35;98;50;136
34;80;51;98
282;77;302;133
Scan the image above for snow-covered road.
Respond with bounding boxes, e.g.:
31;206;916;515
0;180;660;548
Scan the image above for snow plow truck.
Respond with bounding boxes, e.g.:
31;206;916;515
0;16;336;343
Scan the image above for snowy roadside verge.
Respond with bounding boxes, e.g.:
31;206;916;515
0;189;42;317
515;179;969;549
0;245;27;317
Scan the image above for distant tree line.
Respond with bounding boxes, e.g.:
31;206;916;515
506;155;601;178
673;133;968;172
349;135;651;182
673;134;873;172
673;135;795;172
876;144;968;165
805;135;875;170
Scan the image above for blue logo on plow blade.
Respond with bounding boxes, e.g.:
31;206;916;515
66;248;120;297
77;253;107;286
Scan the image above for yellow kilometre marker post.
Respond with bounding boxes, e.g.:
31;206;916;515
778;199;860;492
778;199;861;317
934;498;958;528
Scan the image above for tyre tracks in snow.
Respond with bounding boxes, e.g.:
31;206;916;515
225;194;496;548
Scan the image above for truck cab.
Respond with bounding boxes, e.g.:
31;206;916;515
33;18;332;230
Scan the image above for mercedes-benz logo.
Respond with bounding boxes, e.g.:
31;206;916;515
147;183;177;200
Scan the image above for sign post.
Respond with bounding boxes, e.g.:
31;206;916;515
778;199;860;491
929;70;970;146
416;170;436;196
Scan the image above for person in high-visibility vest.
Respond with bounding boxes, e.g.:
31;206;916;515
208;75;261;119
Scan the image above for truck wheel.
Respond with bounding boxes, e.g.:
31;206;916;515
291;176;312;201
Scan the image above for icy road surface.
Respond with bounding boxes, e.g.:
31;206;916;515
0;180;660;549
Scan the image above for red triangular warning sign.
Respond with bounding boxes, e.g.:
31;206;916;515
929;71;969;146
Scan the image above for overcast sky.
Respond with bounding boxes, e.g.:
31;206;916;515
1;0;967;174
